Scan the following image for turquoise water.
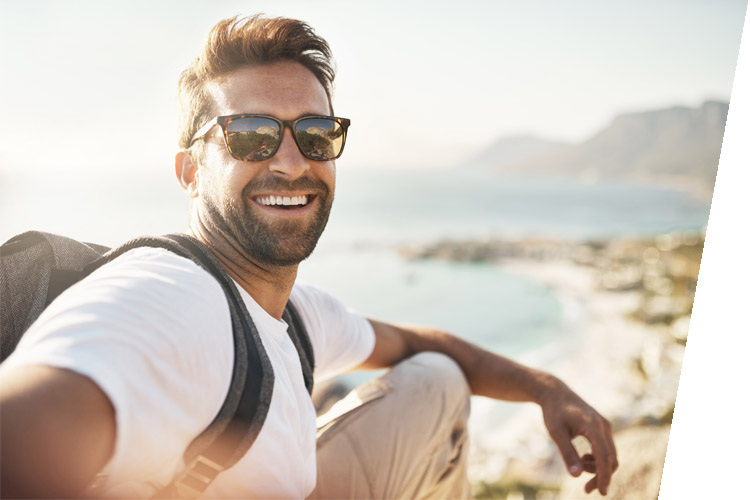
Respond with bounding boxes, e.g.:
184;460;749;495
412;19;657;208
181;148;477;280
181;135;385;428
0;166;710;366
299;250;564;357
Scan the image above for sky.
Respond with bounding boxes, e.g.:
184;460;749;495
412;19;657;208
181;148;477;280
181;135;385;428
0;0;746;173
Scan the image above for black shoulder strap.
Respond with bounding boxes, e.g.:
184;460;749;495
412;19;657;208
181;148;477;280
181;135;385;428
282;300;315;394
75;233;270;499
148;234;314;499
141;234;273;499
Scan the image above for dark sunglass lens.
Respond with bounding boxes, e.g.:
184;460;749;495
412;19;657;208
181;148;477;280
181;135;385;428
225;117;280;161
294;118;344;160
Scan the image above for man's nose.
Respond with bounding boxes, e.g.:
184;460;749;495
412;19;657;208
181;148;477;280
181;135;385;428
268;127;310;179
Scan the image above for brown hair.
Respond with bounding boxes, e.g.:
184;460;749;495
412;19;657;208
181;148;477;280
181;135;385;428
177;14;336;150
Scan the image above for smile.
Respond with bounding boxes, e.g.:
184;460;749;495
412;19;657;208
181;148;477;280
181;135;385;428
254;194;311;207
250;193;319;216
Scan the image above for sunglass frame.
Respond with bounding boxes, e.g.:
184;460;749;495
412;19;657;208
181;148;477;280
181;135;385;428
190;113;351;162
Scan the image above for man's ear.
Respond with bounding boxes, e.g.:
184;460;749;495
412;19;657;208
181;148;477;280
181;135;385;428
175;150;200;198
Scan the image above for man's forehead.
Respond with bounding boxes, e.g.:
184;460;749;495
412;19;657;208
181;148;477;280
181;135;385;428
204;62;330;117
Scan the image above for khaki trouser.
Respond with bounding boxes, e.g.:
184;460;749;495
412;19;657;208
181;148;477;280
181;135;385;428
311;352;472;499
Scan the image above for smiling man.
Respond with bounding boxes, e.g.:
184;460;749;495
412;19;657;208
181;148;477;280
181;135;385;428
0;15;617;499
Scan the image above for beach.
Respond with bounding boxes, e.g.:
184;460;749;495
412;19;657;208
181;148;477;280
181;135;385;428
400;234;696;498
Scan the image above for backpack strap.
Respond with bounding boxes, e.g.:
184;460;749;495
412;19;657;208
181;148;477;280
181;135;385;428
282;300;315;394
149;234;315;499
159;235;316;498
94;234;272;500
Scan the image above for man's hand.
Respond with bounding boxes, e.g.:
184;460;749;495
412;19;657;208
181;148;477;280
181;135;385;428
539;381;618;495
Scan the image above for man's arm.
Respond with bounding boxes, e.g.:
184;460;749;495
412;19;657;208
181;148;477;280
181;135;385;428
360;319;618;496
0;365;116;498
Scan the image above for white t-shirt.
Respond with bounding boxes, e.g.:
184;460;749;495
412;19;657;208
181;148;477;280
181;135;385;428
1;248;375;498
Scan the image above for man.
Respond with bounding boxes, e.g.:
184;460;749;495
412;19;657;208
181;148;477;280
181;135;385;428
0;15;617;498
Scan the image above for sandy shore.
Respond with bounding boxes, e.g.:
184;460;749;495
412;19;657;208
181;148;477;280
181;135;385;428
466;257;684;498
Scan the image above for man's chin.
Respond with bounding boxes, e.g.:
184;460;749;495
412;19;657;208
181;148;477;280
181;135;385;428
246;234;321;267
235;218;328;267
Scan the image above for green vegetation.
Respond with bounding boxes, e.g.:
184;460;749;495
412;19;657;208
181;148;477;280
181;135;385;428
296;131;333;158
228;131;276;159
474;478;560;499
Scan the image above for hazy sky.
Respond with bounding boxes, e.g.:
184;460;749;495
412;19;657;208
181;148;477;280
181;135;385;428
0;0;746;172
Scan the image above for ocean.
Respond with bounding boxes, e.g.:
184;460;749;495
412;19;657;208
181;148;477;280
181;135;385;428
0;166;710;364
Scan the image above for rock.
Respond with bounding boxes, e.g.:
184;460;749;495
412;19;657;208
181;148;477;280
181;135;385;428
557;425;671;499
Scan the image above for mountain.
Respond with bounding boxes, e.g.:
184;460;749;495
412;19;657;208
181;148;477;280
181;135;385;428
471;101;729;198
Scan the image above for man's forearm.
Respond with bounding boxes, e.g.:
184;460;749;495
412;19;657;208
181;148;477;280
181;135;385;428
0;365;116;498
363;319;564;404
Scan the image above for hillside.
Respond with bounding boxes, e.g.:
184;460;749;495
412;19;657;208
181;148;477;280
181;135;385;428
471;101;728;199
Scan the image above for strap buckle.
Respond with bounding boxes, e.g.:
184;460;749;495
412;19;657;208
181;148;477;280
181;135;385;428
173;455;225;499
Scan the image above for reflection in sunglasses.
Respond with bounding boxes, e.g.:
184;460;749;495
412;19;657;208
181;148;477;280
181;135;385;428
228;117;343;161
192;114;350;162
228;131;277;160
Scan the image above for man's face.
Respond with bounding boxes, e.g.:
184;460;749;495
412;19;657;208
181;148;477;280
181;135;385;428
196;61;336;267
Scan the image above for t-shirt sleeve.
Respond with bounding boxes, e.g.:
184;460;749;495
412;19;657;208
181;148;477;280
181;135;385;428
289;282;375;381
0;248;234;488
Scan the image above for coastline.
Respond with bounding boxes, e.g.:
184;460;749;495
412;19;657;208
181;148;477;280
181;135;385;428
399;234;698;498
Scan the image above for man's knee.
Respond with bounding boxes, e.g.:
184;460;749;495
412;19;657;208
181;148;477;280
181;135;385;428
388;351;471;411
314;352;473;499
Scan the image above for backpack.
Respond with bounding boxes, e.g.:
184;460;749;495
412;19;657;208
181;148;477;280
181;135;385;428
0;230;315;499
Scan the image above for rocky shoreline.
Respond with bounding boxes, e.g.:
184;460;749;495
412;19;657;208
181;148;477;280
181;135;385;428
399;230;703;499
399;230;702;341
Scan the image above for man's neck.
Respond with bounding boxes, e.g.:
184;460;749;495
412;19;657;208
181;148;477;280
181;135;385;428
189;223;298;321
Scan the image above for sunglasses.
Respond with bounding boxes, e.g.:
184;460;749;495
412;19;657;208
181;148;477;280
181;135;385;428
190;114;351;162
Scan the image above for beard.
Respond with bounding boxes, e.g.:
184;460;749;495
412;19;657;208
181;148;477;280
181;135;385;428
202;175;333;267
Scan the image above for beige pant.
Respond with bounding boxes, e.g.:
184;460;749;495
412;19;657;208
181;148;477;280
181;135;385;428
310;352;472;499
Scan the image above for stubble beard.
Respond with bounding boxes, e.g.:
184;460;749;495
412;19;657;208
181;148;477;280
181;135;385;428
201;176;333;268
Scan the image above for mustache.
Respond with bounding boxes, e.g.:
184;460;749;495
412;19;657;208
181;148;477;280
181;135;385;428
242;175;330;197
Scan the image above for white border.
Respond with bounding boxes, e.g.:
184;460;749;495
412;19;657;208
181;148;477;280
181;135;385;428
659;5;750;499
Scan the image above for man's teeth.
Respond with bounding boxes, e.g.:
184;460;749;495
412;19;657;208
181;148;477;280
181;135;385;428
257;195;309;206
